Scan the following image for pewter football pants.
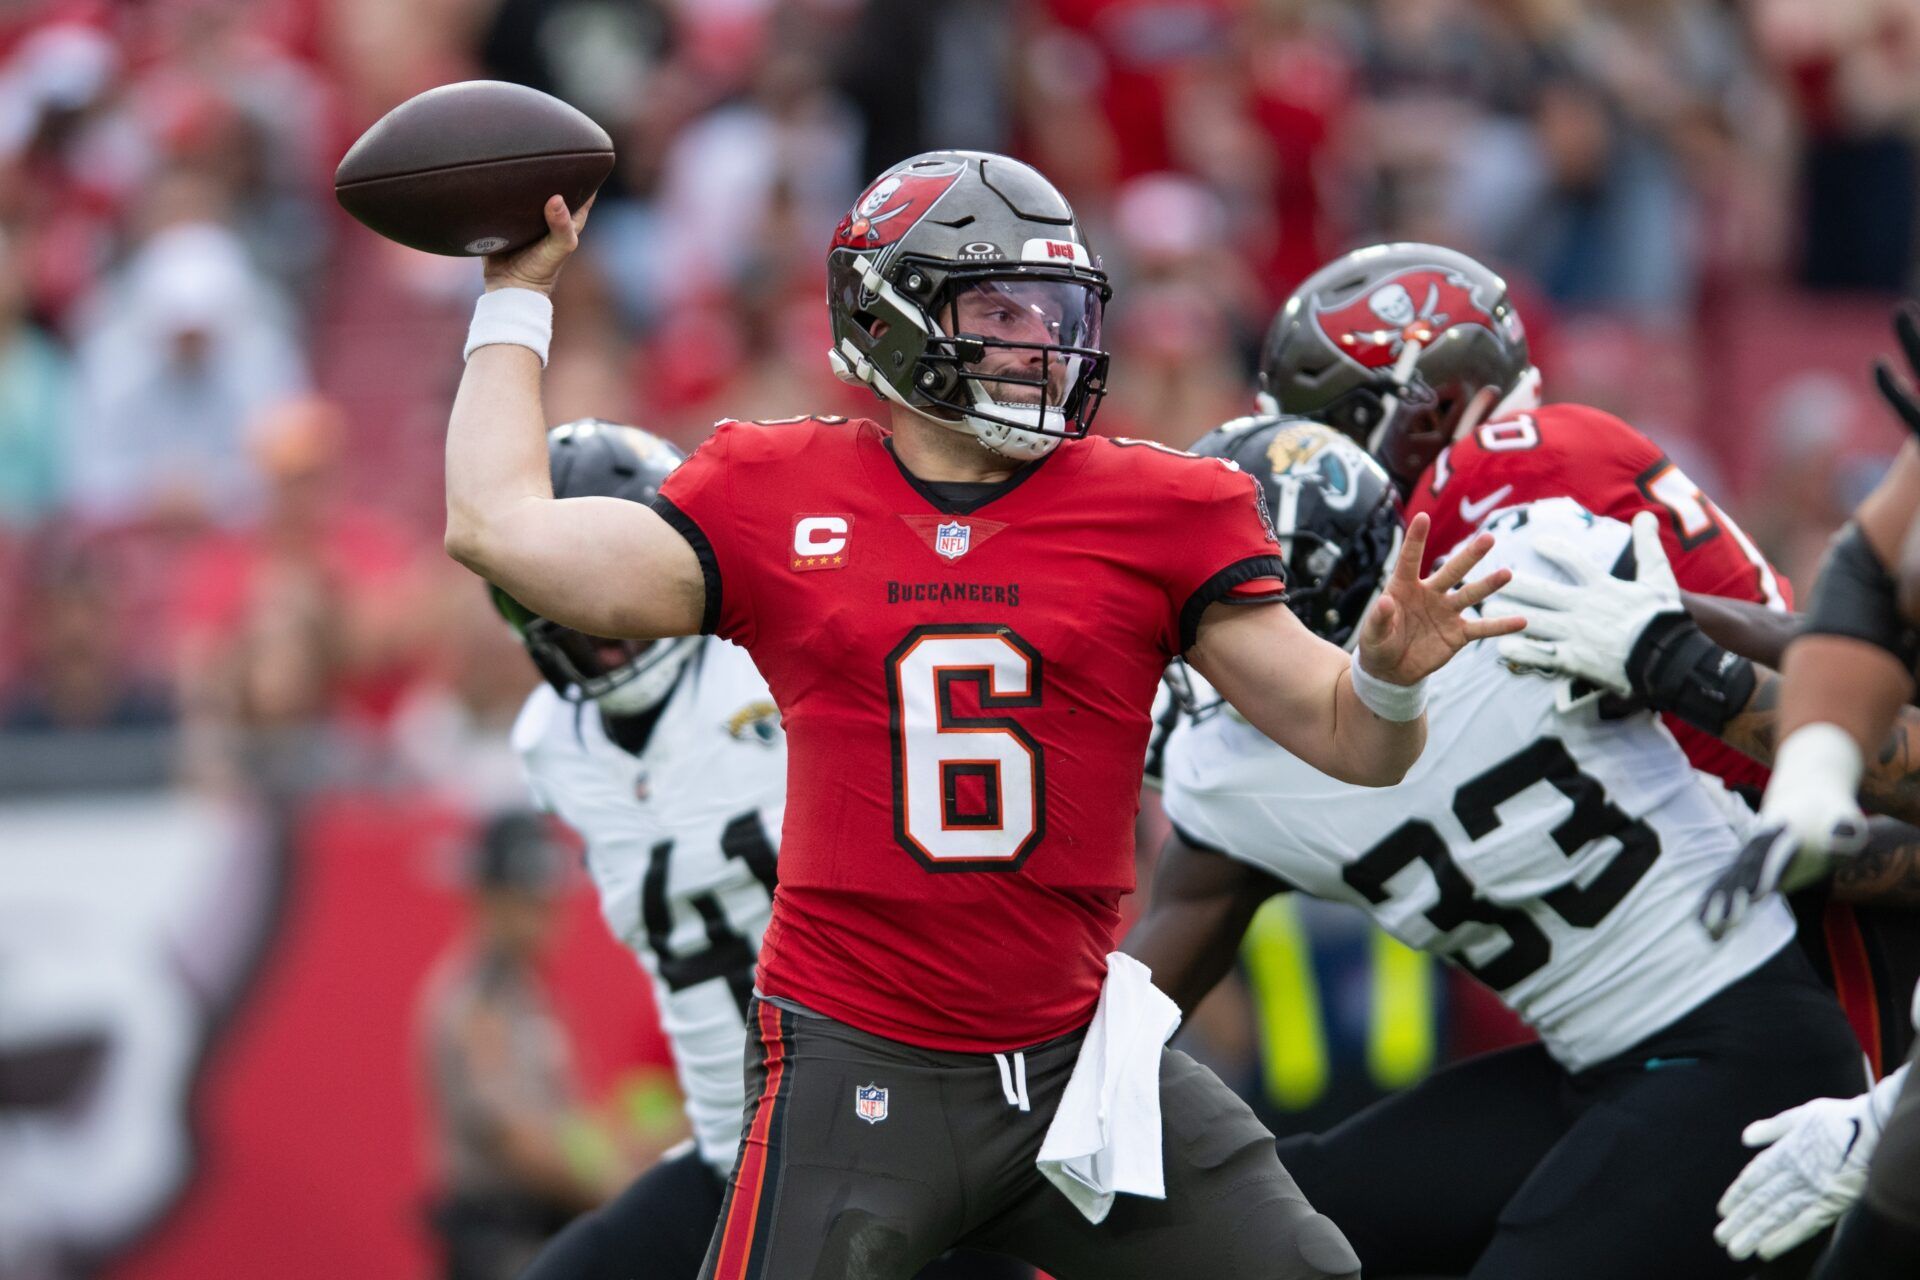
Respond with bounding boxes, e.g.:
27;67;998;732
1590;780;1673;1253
518;1144;1029;1280
696;997;1360;1280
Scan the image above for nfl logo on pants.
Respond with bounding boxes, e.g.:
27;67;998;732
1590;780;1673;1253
934;521;971;560
855;1083;888;1124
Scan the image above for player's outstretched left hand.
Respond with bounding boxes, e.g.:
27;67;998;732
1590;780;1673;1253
1698;812;1868;941
1356;513;1525;687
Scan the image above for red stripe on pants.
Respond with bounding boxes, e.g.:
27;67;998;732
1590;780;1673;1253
713;1002;789;1278
1824;901;1884;1077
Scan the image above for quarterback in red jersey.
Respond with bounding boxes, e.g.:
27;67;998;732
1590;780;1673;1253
659;412;1309;1050
442;155;1519;1280
1260;242;1789;796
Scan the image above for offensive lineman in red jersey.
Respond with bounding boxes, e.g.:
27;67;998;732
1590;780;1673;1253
1261;243;1790;797
443;155;1521;1280
1263;243;1920;1077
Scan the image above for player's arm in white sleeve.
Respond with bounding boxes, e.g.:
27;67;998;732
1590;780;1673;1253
444;195;705;641
1188;513;1523;788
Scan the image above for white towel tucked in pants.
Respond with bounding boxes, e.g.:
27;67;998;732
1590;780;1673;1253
1035;951;1183;1224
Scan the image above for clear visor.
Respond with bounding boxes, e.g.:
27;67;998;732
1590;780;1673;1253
944;278;1104;410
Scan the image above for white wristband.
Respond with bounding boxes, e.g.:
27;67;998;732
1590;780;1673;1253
1349;647;1428;722
464;287;553;367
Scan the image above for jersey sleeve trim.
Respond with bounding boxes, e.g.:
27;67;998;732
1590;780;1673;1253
1179;555;1288;653
651;495;722;636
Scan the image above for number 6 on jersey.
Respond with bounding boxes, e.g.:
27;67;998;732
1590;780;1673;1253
886;625;1046;869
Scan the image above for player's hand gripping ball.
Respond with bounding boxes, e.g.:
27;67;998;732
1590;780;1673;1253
334;80;612;258
1356;513;1524;688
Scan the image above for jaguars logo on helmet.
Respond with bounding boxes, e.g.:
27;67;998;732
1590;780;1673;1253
1164;415;1401;723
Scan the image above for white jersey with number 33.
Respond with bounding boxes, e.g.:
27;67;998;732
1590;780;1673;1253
1161;499;1795;1071
513;639;786;1173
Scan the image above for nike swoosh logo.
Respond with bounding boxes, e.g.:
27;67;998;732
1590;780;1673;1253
1459;485;1516;526
1842;1118;1863;1161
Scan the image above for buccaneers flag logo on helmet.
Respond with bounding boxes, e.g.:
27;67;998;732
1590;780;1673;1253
832;164;966;251
1311;268;1518;371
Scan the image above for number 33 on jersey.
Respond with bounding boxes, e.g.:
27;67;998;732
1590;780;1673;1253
652;416;1286;1050
1162;501;1798;1071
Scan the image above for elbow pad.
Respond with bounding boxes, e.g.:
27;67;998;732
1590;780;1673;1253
1804;523;1920;670
1625;613;1757;736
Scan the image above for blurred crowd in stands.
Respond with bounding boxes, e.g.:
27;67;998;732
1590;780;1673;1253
2;0;1919;787
10;3;1920;1266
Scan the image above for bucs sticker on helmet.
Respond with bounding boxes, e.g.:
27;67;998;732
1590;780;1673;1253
1311;268;1508;372
832;164;966;251
1021;238;1090;268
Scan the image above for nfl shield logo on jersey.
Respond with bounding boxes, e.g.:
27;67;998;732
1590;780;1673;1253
855;1082;888;1124
934;521;971;561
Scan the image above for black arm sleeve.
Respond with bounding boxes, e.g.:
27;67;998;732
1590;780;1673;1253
1624;613;1759;736
1804;522;1920;670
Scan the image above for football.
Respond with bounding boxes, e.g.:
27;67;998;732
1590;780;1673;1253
334;80;614;257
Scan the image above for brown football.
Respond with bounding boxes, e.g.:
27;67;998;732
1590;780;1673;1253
334;80;614;257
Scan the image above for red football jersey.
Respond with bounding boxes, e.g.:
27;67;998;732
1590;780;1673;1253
1406;402;1792;793
654;417;1286;1050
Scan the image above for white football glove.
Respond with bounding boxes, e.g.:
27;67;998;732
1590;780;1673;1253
1698;723;1868;939
1495;509;1680;703
1704;721;1866;940
1716;1065;1908;1261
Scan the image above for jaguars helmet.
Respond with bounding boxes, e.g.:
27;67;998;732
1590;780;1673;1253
489;420;699;715
826;151;1111;461
1258;243;1536;491
1192;414;1402;649
1163;415;1402;722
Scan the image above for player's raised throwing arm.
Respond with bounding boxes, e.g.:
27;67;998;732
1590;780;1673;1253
1190;513;1523;787
445;196;706;640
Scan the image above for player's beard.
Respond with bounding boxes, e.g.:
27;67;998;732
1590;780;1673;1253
936;353;1077;463
972;361;1065;409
